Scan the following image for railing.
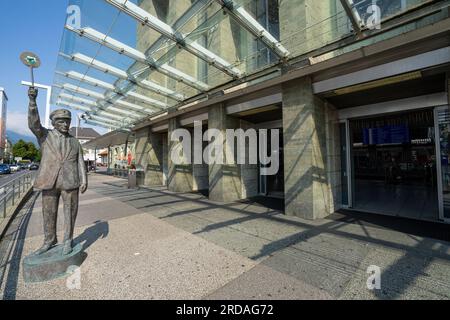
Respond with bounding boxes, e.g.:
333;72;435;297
0;172;36;220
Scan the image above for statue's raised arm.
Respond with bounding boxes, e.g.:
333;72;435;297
28;87;48;144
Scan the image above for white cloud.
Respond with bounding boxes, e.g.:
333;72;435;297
6;111;34;137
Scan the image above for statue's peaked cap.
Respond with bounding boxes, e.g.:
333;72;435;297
50;109;72;121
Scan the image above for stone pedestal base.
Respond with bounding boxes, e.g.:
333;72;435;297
22;243;86;283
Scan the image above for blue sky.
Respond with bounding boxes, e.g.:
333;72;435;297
0;0;108;140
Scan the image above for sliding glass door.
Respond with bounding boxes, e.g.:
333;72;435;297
435;106;450;222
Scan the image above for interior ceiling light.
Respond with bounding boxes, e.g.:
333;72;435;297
333;71;423;96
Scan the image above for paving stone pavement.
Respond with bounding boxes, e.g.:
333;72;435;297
0;174;449;300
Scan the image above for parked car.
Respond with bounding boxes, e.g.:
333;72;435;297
29;164;39;171
18;164;27;171
9;164;20;172
0;164;11;175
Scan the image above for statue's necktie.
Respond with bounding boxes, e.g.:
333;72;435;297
59;134;66;161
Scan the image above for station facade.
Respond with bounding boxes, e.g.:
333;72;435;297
55;0;450;223
131;0;450;223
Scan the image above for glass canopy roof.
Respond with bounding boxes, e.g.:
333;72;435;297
52;0;433;130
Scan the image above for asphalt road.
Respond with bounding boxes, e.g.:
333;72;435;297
0;170;31;188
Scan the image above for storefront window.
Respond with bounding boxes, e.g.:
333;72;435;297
240;0;280;69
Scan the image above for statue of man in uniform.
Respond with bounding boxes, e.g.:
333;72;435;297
28;87;88;255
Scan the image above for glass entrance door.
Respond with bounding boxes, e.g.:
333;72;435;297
349;109;439;221
435;106;450;222
258;128;284;197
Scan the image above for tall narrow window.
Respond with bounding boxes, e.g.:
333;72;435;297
243;0;280;69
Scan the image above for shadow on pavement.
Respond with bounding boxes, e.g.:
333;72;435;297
74;220;109;252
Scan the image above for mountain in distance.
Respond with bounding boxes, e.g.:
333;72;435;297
6;130;38;145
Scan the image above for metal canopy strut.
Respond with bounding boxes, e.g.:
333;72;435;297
56;100;134;125
339;0;364;37
57;93;143;119
215;0;290;59
56;70;115;90
65;25;210;92
56;101;126;127
56;100;92;112
54;0;296;129
84;118;121;130
55;83;155;118
142;0;214;59
56;99;128;122
87;114;123;126
59;52;184;102
57;70;168;110
104;0;242;79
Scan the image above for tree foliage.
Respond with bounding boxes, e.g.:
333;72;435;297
12;140;41;162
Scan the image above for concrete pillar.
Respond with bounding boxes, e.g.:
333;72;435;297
192;126;209;192
134;127;164;187
239;120;259;199
324;103;342;213
207;105;258;202
162;134;168;187
279;1;348;56
168;118;194;193
208;104;242;202
282;77;337;220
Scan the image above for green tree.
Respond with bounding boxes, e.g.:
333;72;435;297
12;140;41;161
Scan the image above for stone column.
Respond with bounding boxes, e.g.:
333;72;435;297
324;103;342;213
279;0;346;56
162;134;168;187
240;120;258;199
168;118;194;193
192;125;209;193
134;127;164;187
208;104;242;202
282;77;336;220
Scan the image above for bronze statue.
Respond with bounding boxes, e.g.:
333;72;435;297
28;87;88;256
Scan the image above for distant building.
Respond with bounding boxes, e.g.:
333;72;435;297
3;138;13;163
69;127;101;165
0;88;8;161
98;149;108;165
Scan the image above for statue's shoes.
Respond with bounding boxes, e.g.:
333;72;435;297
62;240;73;255
34;240;57;255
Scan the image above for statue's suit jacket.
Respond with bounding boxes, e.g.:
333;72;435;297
28;103;87;191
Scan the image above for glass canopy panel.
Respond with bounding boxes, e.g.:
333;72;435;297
352;0;435;24
153;4;279;92
235;0;354;58
53;0;294;129
141;0;222;61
